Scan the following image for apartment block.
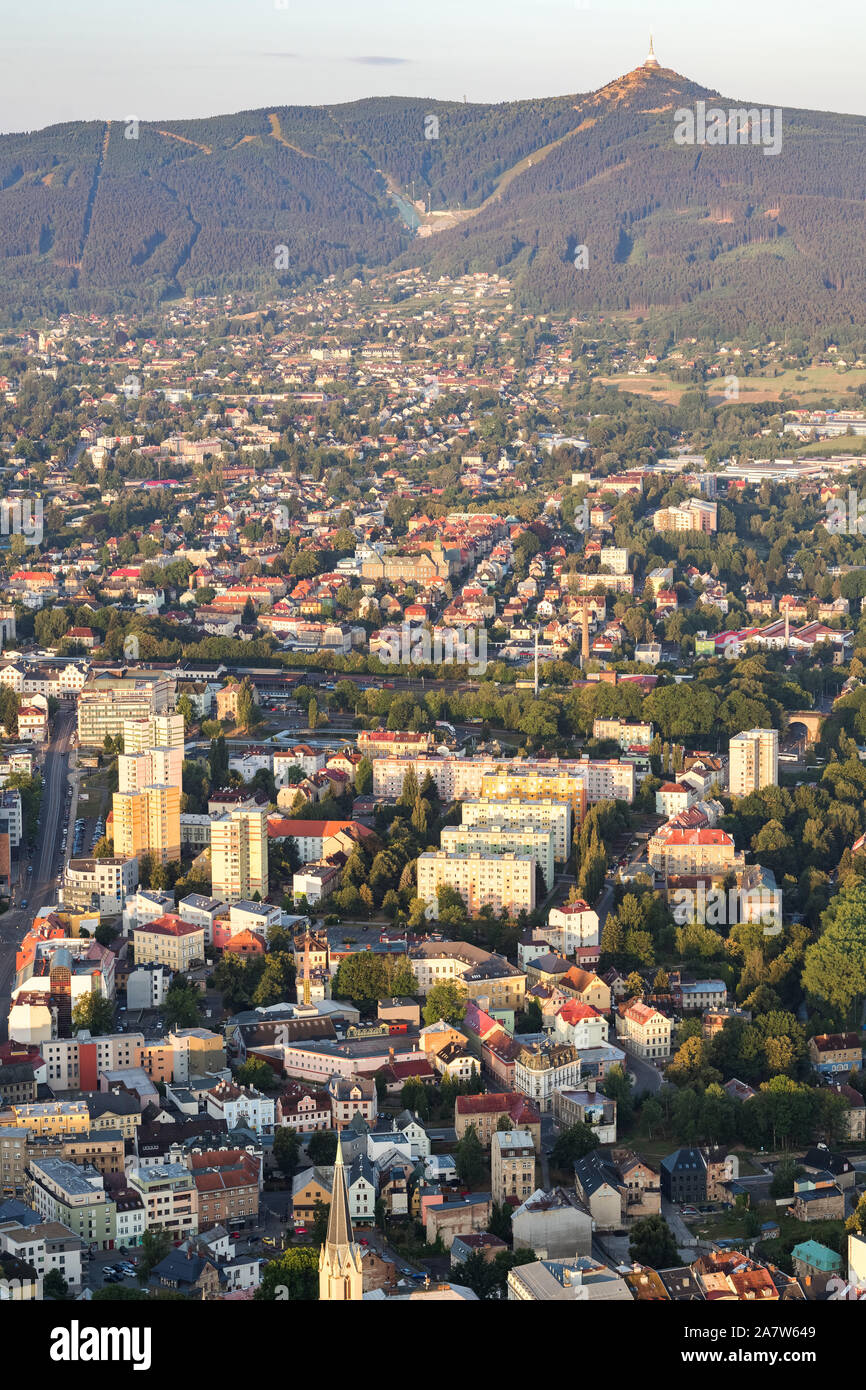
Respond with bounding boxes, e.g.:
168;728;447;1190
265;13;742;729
592;718;654;749
118;747;182;795
77;675;174;745
440;824;555;891
112;784;181;865
728;728;779;797
653;498;718;533
461;797;572;864
128;1163;198;1237
417;850;536;919
27;1158;116;1248
122;712;185;754
210;808;268;903
62;857;139;914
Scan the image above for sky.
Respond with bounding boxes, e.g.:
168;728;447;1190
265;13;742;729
2;0;866;133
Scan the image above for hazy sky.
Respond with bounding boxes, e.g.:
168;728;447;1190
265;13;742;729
3;0;866;133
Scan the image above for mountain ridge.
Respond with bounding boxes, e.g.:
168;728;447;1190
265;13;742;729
1;60;865;336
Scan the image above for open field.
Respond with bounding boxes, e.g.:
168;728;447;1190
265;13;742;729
596;363;866;406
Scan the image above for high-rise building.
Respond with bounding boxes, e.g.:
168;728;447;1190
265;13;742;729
76;675;174;745
210;808;268;903
439;824;555;891
112;785;181;865
417;849;536;918
728;728;778;796
122;713;185;753
118;748;180;794
121;713;185;790
461;797;572;864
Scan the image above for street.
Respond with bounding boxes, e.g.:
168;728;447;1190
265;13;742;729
0;705;76;1039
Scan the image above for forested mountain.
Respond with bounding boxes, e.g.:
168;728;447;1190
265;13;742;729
3;58;866;333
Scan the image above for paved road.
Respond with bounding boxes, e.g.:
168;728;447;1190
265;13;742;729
0;706;76;1039
620;1044;665;1095
662;1197;699;1254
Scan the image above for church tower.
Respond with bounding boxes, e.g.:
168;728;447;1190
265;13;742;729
318;1131;364;1301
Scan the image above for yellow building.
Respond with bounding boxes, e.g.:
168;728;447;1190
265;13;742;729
478;771;587;823
0;1100;90;1138
112;784;181;864
133;917;205;972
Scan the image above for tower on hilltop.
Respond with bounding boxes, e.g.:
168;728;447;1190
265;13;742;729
643;35;661;69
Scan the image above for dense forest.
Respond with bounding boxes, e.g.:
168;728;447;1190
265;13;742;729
3;62;866;331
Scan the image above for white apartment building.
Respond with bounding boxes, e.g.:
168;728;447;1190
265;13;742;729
210;808;268;903
0;1221;84;1290
62;856;139;914
175;893;226;947
616;1001;672;1060
546;901;601;953
0;788;22;849
122;889;176;934
440;824;555;891
513;1042;581;1113
127;964;172;1011
372;755;634;807
229;900;281;936
461;797;572;863
273;746;327;783
122;712;185;754
553;1002;609;1049
417;850;536;918
728;728;779;796
118;746;182;794
205;1080;275;1135
599;546;629;575
292;863;340;905
127;1164;197;1238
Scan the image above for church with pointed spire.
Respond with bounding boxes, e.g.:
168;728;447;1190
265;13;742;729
318;1130;364;1301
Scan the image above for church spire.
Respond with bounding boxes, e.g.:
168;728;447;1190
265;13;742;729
319;1129;364;1300
326;1129;354;1251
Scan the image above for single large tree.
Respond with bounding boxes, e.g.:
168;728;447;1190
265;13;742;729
422;981;466;1027
628;1215;679;1270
